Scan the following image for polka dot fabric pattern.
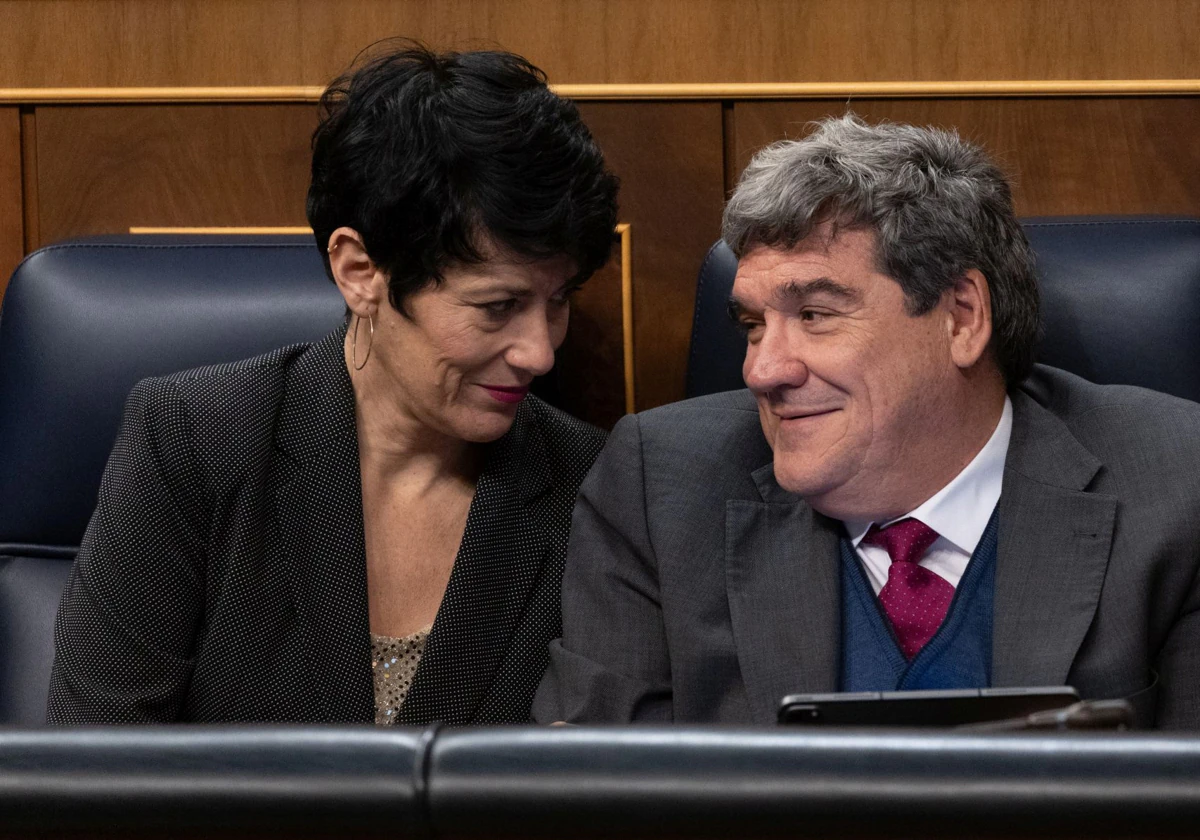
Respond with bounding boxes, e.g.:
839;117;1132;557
863;519;954;660
46;328;607;725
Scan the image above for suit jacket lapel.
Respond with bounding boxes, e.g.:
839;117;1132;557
269;330;373;722
992;389;1117;687
397;400;555;725
726;463;841;724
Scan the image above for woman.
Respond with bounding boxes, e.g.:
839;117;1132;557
47;44;619;725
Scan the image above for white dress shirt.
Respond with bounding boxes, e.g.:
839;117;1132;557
841;397;1013;595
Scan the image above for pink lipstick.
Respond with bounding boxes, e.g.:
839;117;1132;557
481;385;529;404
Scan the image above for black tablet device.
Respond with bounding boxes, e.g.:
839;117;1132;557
778;687;1081;726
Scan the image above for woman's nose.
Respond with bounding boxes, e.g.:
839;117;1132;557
506;312;558;377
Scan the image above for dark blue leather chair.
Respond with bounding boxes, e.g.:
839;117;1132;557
687;217;1200;402
0;235;344;724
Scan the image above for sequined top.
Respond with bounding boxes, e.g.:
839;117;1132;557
371;628;430;725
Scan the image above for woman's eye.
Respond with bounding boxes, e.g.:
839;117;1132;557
551;287;579;306
480;299;519;318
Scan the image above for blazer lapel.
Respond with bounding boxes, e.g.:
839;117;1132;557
268;330;373;722
992;390;1117;687
397;400;555;725
726;463;841;724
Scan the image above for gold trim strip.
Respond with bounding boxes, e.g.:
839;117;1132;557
6;80;1200;104
616;223;635;415
130;226;312;234
3;87;326;104
560;79;1200;99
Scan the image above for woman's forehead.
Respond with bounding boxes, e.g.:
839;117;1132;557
443;254;577;289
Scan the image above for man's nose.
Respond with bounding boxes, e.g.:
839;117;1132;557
743;321;808;393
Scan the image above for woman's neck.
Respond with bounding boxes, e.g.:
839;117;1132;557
346;339;479;487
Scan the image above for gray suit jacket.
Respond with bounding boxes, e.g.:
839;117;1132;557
534;366;1200;728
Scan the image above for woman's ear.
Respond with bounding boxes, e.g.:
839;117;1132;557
327;227;386;318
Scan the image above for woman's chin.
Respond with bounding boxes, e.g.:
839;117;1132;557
452;409;522;444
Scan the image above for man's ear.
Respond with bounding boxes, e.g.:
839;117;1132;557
327;227;386;318
947;268;994;370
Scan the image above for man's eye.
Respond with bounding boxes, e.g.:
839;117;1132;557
799;309;829;322
737;320;764;338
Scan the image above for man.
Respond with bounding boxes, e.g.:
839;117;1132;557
534;115;1200;728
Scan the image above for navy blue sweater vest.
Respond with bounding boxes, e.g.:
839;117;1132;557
839;510;999;692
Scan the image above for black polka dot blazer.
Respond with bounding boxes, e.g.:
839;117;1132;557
47;329;607;725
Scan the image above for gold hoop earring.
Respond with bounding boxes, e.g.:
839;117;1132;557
352;314;374;371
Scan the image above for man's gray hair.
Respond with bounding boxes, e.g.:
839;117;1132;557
723;114;1040;386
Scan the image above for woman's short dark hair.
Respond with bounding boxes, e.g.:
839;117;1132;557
307;41;620;313
723;114;1041;387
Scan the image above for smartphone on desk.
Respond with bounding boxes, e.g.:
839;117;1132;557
778;687;1080;726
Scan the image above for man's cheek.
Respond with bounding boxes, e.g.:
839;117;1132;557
757;411;779;450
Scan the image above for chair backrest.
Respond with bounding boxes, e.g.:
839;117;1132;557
0;235;345;724
686;216;1200;402
5;725;1200;837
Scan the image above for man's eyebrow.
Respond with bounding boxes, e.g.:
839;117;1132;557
726;277;861;322
772;277;862;306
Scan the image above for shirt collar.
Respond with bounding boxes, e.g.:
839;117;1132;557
843;396;1012;553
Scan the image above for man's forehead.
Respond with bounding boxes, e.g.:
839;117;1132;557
747;225;875;260
735;231;881;287
738;244;835;277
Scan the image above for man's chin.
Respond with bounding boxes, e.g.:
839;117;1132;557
771;461;831;499
776;471;884;521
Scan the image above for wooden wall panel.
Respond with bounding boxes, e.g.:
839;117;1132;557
0;107;22;294
3;0;1200;87
578;102;726;411
0;0;303;87
550;258;626;429
34;105;317;242
733;99;1200;216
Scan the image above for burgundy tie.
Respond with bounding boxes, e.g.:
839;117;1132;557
861;518;953;660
